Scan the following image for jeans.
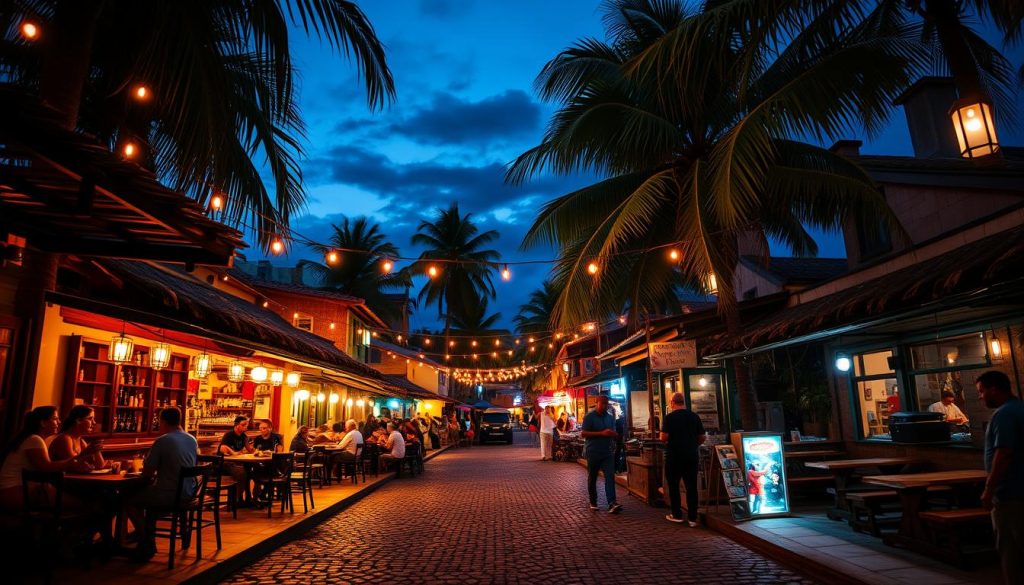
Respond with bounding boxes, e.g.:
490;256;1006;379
666;457;699;521
587;453;617;506
992;498;1024;585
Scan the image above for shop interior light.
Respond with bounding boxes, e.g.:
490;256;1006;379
192;352;212;379
250;365;268;383
698;376;708;388
109;326;134;364
328;392;339;404
150;343;172;370
834;352;852;373
227;360;246;382
316;391;326;403
270;369;284;385
285;371;301;388
991;338;1003;359
294;388;310;401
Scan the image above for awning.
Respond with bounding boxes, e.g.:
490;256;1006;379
0;89;243;266
704;224;1024;358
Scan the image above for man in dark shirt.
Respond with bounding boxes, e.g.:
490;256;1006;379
581;394;621;514
660;392;706;526
219;416;254;502
252;419;284;453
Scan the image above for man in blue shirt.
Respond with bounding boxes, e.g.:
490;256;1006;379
976;370;1024;585
581;394;621;514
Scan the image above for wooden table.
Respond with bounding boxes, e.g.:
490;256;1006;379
783;450;845;459
805;457;921;520
66;471;147;547
863;470;987;550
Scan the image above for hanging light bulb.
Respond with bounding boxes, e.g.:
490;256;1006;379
381;258;393;273
250;365;268;383
122;142;137;159
227;360;246;383
108;323;134;364
427;265;439;278
150;343;172;370
133;85;150;101
286;372;301;388
501;264;511;281
294;388;310;401
209;193;225;211
192;352;212;379
316;391;326;403
325;249;340;265
270;238;285;255
270;369;284;385
329;392;339;404
20;21;39;40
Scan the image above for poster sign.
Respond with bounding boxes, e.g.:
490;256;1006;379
649;340;697;371
739;433;790;517
715;445;750;521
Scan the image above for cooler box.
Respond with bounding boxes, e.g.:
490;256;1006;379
888;411;950;443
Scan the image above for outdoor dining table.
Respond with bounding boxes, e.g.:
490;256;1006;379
862;469;988;551
805;457;922;521
65;470;148;547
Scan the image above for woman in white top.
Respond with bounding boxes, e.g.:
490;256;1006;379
539;406;556;461
48;405;106;470
0;406;98;511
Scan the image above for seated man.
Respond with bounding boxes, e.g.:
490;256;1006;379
332;419;363;479
219;416;254;502
378;423;406;470
928;390;969;425
127;408;198;560
252;419;284;453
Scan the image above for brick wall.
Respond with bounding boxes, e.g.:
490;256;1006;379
258;289;352;355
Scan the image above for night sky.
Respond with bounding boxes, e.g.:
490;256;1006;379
251;0;1024;332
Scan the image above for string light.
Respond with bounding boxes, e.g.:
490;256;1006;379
427;265;439;278
587;261;599;275
270;238;285;255
325;249;340;265
668;248;680;262
382;258;393;273
133;85;150;101
501;264;511;281
209;193;225;211
122;142;137;159
20;21;39;40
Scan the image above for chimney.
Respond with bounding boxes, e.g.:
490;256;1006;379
829;140;862;157
894;77;960;159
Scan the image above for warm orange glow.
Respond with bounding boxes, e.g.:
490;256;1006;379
494;339;500;347
20;21;39;40
325;249;340;265
491;352;497;358
270;238;285;255
548;343;554;348
668;248;680;261
427;265;439;278
122;142;137;158
529;346;536;353
209;193;225;210
424;338;431;345
528;337;535;343
261;300;269;308
397;334;403;342
471;340;478;347
501;264;511;281
133;85;150;100
449;340;456;347
293;312;299;319
221;274;229;282
951;98;999;158
618;315;626;324
329;322;336;330
587;261;599;275
381;258;393;273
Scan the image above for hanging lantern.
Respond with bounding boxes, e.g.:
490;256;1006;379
109;333;134;364
705;272;718;294
950;97;999;159
295;388;310;401
270;369;284;385
329;392;340;404
228;360;246;383
286;372;301;388
251;365;268;383
150;343;172;370
192;352;212;379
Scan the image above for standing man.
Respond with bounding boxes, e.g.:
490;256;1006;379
127;408;197;560
581;394;621;514
660;392;706;526
976;370;1024;585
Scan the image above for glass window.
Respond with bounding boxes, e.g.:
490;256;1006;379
688;373;723;434
855;378;900;439
910;333;988;370
293;313;313;332
854;350;894;377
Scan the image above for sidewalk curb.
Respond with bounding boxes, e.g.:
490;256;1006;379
181;445;454;585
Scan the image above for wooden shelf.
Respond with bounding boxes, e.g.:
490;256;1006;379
77;381;111;386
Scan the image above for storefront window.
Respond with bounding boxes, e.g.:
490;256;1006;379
688;373;724;434
851;350;899;440
909;332;995;444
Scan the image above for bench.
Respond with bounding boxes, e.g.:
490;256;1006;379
848;486;955;536
918;508;994;568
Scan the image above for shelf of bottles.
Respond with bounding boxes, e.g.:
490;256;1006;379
65;335;190;438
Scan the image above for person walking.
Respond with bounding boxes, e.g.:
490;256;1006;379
539;406;556;461
976;370;1024;585
581;394;621;514
660;392;706;527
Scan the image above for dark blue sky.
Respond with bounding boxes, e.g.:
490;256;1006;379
252;0;1023;332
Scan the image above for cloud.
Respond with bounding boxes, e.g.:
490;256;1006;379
387;90;542;146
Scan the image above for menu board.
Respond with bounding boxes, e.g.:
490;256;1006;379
739;433;790;517
715;444;750;521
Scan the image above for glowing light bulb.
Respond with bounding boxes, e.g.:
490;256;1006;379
668;249;680;261
471;340;478;347
427;265;439;278
122;142;137;158
325;250;340;265
20;21;39;40
424;338;431;345
134;85;149;100
965;110;982;132
501;264;511;281
494;339;500;347
587;261;599;275
270;238;285;255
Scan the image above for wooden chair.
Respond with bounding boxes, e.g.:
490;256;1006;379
21;470;92;582
251;453;294;517
397;443;420;478
197;453;237;520
288;451;316;513
152;463;213;570
336;445;365;485
309;446;329;487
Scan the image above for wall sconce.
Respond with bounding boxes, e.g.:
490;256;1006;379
950;97;999;159
834;352;852;372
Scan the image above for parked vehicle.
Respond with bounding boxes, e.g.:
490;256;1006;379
479;408;514;444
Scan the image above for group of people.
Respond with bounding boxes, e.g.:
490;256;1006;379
530;406;577;461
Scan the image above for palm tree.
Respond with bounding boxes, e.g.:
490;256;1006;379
300;217;410;324
1;0;395;245
507;0;918;429
514;280;562;392
410;203;501;343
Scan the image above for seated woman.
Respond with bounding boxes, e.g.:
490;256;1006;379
290;426;311;453
0;406;99;511
49;405;106;471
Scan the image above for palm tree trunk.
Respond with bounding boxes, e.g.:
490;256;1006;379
925;0;983;97
39;0;105;129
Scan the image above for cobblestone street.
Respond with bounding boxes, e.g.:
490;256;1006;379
223;434;815;585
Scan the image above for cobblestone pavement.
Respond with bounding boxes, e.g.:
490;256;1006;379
222;433;816;585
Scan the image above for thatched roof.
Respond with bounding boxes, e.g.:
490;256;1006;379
705;224;1024;354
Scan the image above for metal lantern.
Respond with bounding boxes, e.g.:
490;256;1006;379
270;369;284;385
109;333;134;364
950;98;999;159
192;352;212;379
285;372;301;388
250;365;268;383
150;343;172;370
227;360;246;383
